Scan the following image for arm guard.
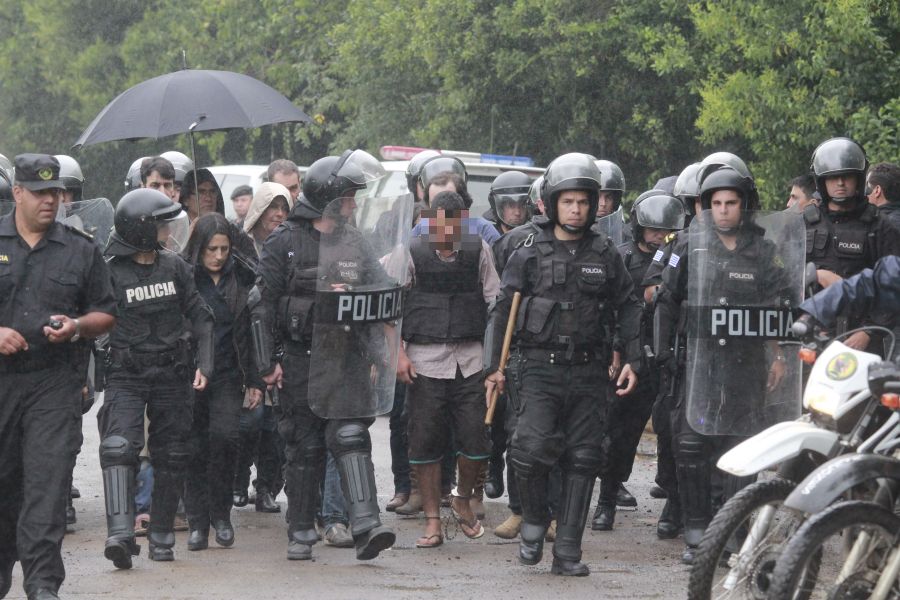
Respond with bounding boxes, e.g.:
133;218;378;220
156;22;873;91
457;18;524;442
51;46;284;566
248;285;276;375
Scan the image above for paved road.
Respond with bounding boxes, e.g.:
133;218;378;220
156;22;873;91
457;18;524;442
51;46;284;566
6;401;689;599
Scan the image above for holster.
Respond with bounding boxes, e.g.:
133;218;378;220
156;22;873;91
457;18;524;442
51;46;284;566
93;340;109;392
505;351;523;413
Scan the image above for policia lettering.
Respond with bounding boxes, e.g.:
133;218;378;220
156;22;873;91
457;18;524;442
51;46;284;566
325;288;403;323
125;281;177;304
699;307;795;339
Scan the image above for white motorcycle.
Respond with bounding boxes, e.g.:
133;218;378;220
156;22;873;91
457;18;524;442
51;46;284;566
687;324;895;600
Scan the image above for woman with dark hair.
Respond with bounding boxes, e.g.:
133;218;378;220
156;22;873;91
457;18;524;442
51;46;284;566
182;212;264;550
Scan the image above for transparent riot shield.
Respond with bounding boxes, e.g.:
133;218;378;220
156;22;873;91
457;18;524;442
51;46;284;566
57;198;115;248
685;210;805;436
594;206;625;245
308;193;413;419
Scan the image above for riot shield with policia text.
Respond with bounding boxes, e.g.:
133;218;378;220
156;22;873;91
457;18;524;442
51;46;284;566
685;210;805;437
308;152;412;419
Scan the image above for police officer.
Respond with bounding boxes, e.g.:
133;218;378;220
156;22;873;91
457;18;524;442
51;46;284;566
160;150;194;196
594;159;626;220
484;153;641;576
655;164;794;564
592;192;685;532
53;155;84;205
98;189;214;568
486;170;532;236
124;157;148;192
0;154;13;202
804;138;900;350
251;150;396;562
0;154;117;600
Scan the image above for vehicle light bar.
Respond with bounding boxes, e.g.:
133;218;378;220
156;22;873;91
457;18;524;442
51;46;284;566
380;145;535;167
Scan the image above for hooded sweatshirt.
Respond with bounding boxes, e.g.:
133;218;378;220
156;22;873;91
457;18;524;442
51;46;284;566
243;181;294;257
180;167;257;263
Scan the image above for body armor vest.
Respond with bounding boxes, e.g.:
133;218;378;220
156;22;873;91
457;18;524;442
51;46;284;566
515;231;614;351
109;252;186;351
804;203;877;279
402;237;487;344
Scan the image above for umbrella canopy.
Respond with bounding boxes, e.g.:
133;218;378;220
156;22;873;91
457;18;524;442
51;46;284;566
73;69;311;148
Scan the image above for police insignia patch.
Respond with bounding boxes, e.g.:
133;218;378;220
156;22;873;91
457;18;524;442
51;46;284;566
774;255;784;268
668;253;680;268
653;249;664;262
38;168;53;181
664;232;676;244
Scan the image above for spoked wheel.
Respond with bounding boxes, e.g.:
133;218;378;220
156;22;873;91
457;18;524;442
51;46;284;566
768;500;900;600
688;478;801;599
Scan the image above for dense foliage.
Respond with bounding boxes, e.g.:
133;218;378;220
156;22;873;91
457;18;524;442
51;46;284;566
0;0;897;207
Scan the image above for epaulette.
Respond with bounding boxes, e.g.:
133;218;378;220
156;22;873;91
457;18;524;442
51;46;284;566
664;231;677;245
61;222;94;241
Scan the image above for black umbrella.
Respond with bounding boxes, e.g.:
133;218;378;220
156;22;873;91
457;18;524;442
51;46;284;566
73;69;312;212
74;69;311;147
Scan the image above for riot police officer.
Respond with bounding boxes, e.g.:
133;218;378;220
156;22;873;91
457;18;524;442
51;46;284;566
484;153;641;576
804;137;900;350
160;150;195;196
0;154;13;202
0;154;117;600
486;170;532;235
594;159;625;219
98;189;214;568
54;155;84;205
592;192;685;532
251;150;396;562
655;164;799;564
124;157;148;192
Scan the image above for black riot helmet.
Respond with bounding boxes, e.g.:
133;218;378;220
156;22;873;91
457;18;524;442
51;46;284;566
54;155;85;202
811;137;868;205
489;170;532;228
541;153;602;233
124;156;148;191
699;164;759;227
529;175;544;215
630;191;686;244
418;155;468;205
300;149;386;216
160;150;195;185
105;188;183;256
405;149;441;196
673;162;703;216
0;169;12;201
594;159;626;211
699;152;759;209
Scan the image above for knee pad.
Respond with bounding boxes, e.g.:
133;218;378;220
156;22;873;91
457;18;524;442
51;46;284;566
99;435;137;469
509;449;550;479
326;421;371;455
564;446;603;476
155;442;191;472
675;433;706;460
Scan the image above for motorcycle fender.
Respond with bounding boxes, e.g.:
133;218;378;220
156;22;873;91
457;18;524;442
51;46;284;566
716;421;840;477
784;453;900;514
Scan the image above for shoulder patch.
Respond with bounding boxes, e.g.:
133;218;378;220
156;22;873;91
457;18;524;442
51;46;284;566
668;253;680;268
664;232;677;244
653;249;665;263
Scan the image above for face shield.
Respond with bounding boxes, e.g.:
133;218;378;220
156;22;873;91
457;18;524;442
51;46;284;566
158;209;190;254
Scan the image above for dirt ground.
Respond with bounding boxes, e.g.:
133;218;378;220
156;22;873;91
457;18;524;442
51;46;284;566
5;402;690;599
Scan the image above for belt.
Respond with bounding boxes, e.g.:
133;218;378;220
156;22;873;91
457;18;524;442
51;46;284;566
110;348;180;368
520;347;595;365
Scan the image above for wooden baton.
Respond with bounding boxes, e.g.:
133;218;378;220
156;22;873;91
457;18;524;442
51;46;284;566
485;291;522;425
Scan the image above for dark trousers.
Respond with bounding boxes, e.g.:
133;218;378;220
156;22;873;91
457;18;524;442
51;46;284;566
185;374;243;530
388;382;411;494
98;366;193;535
601;377;657;486
0;367;82;597
234;403;284;495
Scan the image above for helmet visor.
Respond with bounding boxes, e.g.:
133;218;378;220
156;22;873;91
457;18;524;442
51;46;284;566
337;150;387;186
419;157;467;187
159;210;190;254
545;154;601;190
635;194;686;230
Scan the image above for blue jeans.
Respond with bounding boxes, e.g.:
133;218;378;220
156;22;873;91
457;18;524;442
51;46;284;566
319;452;348;528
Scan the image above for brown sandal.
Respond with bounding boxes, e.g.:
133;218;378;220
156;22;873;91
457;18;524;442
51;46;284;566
415;517;444;548
450;495;485;539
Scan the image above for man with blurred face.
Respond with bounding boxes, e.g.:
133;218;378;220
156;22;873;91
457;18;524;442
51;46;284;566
267;159;301;203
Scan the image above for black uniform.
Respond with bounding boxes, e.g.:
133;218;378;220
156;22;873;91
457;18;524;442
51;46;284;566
656;220;792;548
98;250;214;556
253;208;392;557
0;212;116;597
595;239;659;511
487;221;641;567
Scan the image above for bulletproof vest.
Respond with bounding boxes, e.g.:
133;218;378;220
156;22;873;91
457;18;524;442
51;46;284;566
804;203;878;279
705;234;770;306
618;240;653;289
108;252;187;351
402;236;487;344
515;230;615;351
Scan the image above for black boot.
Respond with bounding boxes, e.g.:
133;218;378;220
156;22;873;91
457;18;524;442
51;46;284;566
518;522;546;565
255;488;280;513
591;479;618;531
148;465;183;562
187;529;208;551
551;470;594;577
485;449;505;499
649;484;667;499
615;483;637;508
287;528;317;560
335;451;395;560
512;461;551;565
100;437;140;570
148;529;175;561
212;519;234;547
657;496;683;539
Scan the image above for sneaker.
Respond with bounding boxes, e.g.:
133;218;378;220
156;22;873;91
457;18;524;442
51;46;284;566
545;519;557;542
324;523;354;548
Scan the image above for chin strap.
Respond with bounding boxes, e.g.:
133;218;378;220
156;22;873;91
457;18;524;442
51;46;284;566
561;223;587;234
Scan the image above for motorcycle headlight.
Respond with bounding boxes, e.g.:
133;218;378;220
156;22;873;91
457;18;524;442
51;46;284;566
804;383;840;418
